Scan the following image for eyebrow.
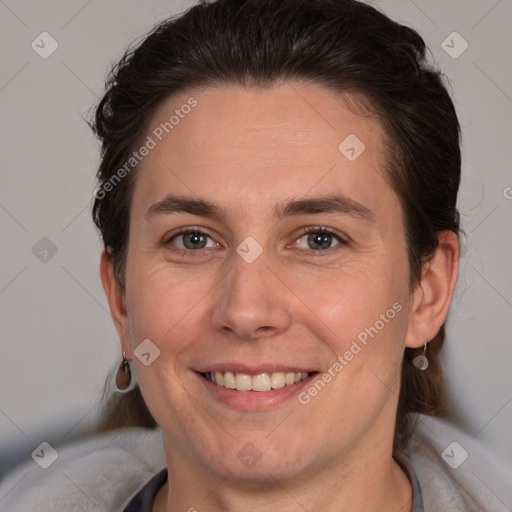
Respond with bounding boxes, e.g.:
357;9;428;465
143;194;375;223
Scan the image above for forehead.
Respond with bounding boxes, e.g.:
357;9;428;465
131;82;397;222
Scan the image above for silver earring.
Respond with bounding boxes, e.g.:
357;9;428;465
113;353;137;393
412;343;429;370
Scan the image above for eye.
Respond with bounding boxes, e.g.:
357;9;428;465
295;227;346;251
164;227;346;254
166;229;219;250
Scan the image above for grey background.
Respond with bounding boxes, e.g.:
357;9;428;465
1;0;511;483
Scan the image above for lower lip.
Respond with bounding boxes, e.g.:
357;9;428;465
197;373;316;411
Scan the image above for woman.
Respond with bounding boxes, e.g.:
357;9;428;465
0;0;509;510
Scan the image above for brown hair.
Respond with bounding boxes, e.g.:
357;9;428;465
91;0;461;448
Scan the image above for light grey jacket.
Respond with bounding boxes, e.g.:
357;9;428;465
0;414;510;511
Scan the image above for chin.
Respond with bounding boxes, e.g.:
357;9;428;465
205;439;311;483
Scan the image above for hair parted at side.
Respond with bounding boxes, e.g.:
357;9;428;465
91;0;461;448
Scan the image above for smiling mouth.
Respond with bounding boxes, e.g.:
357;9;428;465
201;371;315;392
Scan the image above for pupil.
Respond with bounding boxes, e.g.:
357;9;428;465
308;232;331;250
184;232;206;249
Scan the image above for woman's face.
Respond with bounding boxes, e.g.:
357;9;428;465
108;83;424;482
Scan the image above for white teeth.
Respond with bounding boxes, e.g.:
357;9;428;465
235;373;252;391
252;373;272;392
223;371;236;389
205;371;309;391
270;372;285;389
214;371;224;386
285;372;296;385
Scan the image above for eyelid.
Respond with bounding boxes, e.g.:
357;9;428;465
295;226;348;244
294;226;349;251
165;225;212;241
164;226;220;247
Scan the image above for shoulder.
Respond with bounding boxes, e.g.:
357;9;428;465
0;427;166;512
405;414;512;512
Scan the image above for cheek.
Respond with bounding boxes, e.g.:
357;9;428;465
289;255;404;339
124;258;214;345
123;261;210;426
290;255;409;396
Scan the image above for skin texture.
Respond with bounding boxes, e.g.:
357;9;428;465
100;82;459;511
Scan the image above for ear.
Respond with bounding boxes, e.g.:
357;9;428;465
405;231;460;349
100;249;132;358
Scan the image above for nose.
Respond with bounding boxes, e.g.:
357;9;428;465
210;249;293;341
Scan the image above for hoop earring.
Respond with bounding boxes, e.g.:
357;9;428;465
114;353;137;393
412;343;429;371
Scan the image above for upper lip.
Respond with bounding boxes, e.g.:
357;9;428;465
195;364;318;375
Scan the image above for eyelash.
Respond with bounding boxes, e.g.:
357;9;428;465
164;226;347;256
